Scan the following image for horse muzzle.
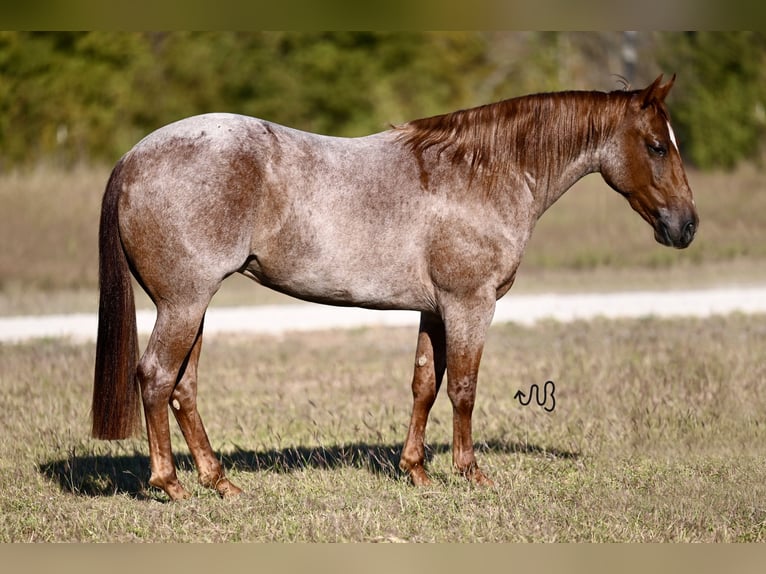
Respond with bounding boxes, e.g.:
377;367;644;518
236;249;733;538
654;207;698;249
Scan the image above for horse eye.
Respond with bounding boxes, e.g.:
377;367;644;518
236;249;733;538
647;142;667;157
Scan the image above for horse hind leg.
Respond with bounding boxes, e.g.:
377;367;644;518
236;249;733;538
170;318;242;498
138;302;210;500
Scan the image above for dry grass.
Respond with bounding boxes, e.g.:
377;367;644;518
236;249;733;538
0;166;104;292
2;314;766;542
2;164;766;315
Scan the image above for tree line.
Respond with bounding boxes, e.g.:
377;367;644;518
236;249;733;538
1;31;763;170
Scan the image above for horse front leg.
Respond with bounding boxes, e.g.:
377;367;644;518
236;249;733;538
443;296;496;486
400;312;447;486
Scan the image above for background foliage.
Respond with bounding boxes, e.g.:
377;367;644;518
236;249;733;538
656;31;766;169
1;31;764;170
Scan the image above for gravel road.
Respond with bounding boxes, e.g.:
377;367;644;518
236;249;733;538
2;286;765;343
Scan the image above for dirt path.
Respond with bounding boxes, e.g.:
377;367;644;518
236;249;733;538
2;286;765;343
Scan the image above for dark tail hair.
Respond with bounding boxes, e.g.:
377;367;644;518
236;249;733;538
92;159;142;439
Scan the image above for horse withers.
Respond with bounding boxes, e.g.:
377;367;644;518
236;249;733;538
92;75;697;500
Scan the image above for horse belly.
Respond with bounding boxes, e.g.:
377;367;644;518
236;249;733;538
244;244;434;312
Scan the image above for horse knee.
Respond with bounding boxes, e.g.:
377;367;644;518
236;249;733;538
448;379;476;411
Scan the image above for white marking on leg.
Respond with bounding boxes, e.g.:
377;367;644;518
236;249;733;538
416;354;428;367
172;399;181;411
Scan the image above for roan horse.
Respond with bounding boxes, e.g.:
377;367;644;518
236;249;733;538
92;74;697;500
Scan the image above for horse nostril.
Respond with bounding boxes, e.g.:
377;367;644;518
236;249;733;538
683;220;696;240
680;219;696;247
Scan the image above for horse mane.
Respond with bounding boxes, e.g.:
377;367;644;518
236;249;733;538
394;88;637;193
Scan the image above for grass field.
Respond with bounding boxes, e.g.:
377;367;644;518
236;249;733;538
2;314;766;542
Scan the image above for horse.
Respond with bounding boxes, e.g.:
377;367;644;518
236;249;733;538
92;74;697;500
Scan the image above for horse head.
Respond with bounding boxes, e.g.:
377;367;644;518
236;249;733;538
600;74;698;249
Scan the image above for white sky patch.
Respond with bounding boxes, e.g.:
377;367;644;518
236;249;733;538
667;121;678;151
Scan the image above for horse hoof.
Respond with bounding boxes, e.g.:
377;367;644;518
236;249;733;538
149;475;191;501
468;468;494;487
166;483;192;501
216;479;244;498
472;472;494;487
455;464;494;487
407;465;432;487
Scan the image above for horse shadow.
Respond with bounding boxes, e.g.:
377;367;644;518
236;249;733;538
39;440;579;499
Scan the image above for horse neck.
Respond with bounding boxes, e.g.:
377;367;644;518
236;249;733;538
398;90;630;214
506;92;628;216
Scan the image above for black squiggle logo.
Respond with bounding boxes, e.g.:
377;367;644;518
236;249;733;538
514;380;556;412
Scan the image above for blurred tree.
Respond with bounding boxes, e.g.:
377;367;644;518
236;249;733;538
0;32;154;166
656;31;766;169
1;31;764;169
234;31;488;135
0;31;489;165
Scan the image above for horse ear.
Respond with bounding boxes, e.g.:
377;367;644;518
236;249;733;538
641;74;675;108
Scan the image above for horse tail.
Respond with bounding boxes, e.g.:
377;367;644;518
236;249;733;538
91;158;142;440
